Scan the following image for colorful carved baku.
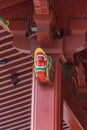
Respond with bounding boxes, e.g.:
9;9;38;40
34;48;53;85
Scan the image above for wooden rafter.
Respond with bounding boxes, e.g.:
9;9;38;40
0;0;27;9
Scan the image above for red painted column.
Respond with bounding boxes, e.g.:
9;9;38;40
31;62;63;130
54;62;63;130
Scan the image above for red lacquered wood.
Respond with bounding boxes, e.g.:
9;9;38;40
31;62;63;130
54;62;63;130
63;80;87;129
31;73;54;130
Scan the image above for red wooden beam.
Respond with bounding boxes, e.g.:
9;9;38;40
63;101;83;130
33;0;49;17
54;62;63;130
31;62;63;130
63;80;87;129
33;0;51;46
31;74;54;130
0;0;27;9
